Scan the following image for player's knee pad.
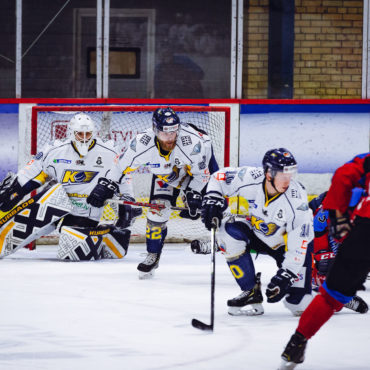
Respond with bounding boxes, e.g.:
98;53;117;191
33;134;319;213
58;225;110;261
217;221;249;258
146;199;172;224
226;252;256;291
284;294;313;316
102;226;130;259
145;219;167;254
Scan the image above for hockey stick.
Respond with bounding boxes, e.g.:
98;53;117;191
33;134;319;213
106;199;246;218
191;218;218;332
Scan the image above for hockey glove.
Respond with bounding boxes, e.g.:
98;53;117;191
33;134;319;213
266;268;297;303
328;209;351;241
201;195;227;231
182;189;202;218
87;177;119;208
0;173;24;212
116;196;143;229
314;249;335;276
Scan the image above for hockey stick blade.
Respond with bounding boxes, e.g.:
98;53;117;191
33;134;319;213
191;318;213;331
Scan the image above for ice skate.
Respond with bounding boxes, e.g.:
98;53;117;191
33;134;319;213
227;272;264;316
137;252;161;279
279;332;307;370
344;295;368;314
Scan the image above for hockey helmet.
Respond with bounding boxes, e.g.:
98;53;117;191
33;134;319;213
69;113;95;156
152;107;180;137
262;148;297;177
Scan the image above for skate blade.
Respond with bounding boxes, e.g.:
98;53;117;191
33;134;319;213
277;359;299;370
228;303;264;316
138;270;156;280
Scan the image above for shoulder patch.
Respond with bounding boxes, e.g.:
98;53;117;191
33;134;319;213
190;141;201;155
297;202;309;211
181;135;192;146
139;134;151;146
130;138;137;152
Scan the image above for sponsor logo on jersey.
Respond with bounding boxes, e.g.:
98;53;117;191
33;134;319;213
61;170;98;185
198;155;206;170
291;189;299;198
35;152;43;160
96;156;103;165
70;199;88;210
250;168;264;180
238;168;247;180
250;215;280;236
190;142;201;155
215;172;226;181
225;171;237;184
76;160;85;166
67;193;88;198
0;198;35;226
53;159;72;164
156;180;169;189
181;135;192;146
140;134;151;146
145;162;160;168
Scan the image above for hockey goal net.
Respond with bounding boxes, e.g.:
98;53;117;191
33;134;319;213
30;105;231;243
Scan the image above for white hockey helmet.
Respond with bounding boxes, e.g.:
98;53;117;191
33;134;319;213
69;113;95;156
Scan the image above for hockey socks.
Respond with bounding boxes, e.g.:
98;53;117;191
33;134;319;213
227;252;256;291
296;285;343;340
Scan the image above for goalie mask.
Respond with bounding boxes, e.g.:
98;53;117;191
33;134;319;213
152;107;180;151
69;113;95;156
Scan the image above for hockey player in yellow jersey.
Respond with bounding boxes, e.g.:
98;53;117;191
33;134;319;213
87;107;219;278
0;113;141;260
201;148;314;316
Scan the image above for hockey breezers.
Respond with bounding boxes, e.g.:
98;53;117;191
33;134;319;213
191;218;218;332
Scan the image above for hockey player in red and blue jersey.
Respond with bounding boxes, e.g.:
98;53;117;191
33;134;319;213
279;152;370;369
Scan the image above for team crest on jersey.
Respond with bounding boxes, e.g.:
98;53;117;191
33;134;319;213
190;142;201;155
250;215;280;236
61;170;98;185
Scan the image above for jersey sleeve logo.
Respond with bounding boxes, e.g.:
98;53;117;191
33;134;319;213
139;134;151;146
61;170;98;184
181;136;192;146
190;142;201;155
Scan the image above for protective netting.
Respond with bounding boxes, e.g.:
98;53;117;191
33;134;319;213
32;106;230;242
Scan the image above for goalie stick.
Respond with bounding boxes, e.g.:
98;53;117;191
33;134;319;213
191;218;218;332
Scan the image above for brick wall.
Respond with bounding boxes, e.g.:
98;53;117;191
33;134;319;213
243;0;363;98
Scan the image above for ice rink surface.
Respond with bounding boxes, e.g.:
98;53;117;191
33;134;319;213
1;243;369;370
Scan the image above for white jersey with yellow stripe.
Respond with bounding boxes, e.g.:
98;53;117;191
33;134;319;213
206;166;314;275
17;138;133;221
108;123;213;193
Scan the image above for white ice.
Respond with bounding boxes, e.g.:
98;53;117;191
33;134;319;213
1;244;369;370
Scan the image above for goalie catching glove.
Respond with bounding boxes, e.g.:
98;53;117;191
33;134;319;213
266;268;297;303
87;177;119;208
201;195;227;230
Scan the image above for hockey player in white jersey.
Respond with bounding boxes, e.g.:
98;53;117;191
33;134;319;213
87;107;219;278
0;113;140;260
201;148;314;316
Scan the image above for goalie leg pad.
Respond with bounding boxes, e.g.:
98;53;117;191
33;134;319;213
102;226;131;259
0;184;73;257
58;225;110;261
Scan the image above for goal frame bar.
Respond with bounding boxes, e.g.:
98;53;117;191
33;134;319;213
30;105;231;166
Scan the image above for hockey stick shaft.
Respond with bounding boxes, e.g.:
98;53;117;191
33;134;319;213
191;218;217;331
106;199;246;219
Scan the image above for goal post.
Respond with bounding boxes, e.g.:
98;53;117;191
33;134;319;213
27;104;232;243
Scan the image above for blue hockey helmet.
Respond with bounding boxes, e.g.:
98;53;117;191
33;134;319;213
262;148;297;177
152;107;180;136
